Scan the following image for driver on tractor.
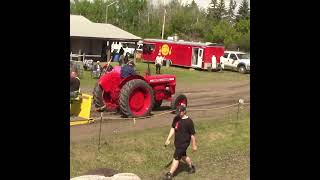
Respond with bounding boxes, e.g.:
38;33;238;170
120;60;137;78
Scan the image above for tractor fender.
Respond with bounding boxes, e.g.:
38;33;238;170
119;75;148;89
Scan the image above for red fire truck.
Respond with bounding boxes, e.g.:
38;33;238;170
142;39;225;70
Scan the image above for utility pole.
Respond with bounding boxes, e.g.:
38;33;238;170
106;1;117;24
161;0;166;39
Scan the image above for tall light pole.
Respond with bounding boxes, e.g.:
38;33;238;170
161;0;166;39
106;1;116;24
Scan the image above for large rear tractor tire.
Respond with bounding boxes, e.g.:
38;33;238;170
171;94;188;111
93;83;105;110
119;79;154;117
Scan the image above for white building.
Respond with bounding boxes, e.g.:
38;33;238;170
70;15;141;61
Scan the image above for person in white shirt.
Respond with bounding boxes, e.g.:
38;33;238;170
155;53;164;74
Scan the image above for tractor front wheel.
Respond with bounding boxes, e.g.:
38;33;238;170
171;94;188;111
93;83;105;110
119;79;154;117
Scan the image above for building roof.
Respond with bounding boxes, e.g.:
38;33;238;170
143;38;223;47
70;15;141;41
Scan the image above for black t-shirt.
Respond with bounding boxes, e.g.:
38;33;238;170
171;115;196;149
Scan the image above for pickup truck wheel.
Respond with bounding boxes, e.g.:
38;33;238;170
238;65;246;74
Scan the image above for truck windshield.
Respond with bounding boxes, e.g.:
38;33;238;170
237;53;250;59
123;43;137;48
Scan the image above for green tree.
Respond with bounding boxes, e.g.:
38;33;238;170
227;0;237;23
234;19;250;51
207;0;219;22
206;20;237;46
69;0;250;52
237;0;250;21
217;0;227;21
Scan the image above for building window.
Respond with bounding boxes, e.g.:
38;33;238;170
143;44;155;54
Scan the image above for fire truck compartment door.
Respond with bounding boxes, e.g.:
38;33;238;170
192;48;203;68
197;48;203;68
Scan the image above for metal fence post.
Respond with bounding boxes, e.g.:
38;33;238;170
98;112;103;149
237;99;244;121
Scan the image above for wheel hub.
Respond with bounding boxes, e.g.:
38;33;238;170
129;90;145;111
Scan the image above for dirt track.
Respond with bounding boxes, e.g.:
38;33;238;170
70;80;250;143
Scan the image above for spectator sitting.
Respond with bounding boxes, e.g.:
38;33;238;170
93;61;102;78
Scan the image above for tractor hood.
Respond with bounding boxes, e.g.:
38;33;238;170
144;74;176;84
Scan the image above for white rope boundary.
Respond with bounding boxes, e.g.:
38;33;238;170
92;102;250;123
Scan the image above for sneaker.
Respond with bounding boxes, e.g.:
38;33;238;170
163;172;173;180
188;165;196;174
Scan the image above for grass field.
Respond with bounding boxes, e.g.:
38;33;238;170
78;61;250;91
70;108;250;179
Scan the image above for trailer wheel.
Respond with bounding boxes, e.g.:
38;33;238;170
119;79;154;117
171;94;187;111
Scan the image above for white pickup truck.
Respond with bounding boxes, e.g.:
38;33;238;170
111;42;142;56
220;51;250;74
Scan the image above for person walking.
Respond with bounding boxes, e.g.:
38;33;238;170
163;105;197;180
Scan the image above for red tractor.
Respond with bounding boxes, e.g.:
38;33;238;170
93;65;187;117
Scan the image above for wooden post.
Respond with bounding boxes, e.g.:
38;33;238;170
107;41;111;62
161;8;166;39
134;41;137;64
98;112;103;149
78;49;81;61
237;99;244;121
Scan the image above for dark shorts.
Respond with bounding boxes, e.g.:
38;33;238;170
173;148;187;160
